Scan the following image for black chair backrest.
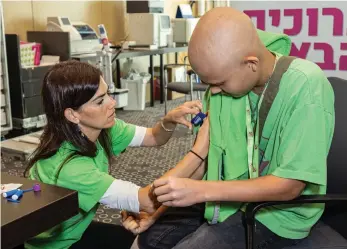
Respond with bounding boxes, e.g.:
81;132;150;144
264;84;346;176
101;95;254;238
326;77;347;195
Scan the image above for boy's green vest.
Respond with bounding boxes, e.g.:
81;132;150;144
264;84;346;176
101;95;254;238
202;30;292;223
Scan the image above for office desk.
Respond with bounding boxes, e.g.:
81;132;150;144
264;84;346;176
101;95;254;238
73;46;188;107
1;173;79;249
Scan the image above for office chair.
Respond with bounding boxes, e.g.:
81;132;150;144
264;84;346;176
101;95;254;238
164;63;208;114
245;77;347;249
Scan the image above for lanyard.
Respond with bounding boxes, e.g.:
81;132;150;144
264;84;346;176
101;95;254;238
245;84;268;179
246;54;279;178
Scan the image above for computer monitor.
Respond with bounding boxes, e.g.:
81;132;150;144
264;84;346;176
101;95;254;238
27;31;71;61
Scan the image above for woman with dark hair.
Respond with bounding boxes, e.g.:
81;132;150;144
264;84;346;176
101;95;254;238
23;60;207;249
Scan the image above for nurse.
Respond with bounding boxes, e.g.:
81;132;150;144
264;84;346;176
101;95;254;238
23;60;207;249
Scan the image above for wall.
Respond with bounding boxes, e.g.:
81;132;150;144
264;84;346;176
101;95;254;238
2;0;189;102
3;1;185;43
230;2;347;78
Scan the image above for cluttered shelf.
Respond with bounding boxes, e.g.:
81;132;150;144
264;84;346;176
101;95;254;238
1;1;12;135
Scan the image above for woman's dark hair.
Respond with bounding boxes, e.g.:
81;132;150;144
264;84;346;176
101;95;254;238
24;60;112;178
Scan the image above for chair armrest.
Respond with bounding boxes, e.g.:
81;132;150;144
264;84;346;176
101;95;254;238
245;194;347;223
244;194;347;249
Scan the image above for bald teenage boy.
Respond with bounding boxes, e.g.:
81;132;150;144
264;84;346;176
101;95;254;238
123;7;335;249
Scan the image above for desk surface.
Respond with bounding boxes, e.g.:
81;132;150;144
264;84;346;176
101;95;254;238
1;173;79;249
72;46;188;61
159;46;188;54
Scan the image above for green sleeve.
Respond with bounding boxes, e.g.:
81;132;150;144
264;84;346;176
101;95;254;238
271;104;334;186
109;119;136;156
57;156;114;212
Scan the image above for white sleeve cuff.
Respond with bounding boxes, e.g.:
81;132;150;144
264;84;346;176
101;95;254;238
99;180;141;213
129;126;147;147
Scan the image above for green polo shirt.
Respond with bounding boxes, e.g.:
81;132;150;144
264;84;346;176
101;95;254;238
249;55;335;239
25;119;136;249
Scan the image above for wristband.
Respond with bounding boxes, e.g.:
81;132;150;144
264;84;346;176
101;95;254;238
189;149;204;161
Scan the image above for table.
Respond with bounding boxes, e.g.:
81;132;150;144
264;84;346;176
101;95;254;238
115;46;188;107
73;46;188;107
1;173;79;249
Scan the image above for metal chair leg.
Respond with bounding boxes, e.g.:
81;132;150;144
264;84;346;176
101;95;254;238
246;222;255;249
165;87;168;114
164;69;168;114
190;75;194;101
190;75;196;135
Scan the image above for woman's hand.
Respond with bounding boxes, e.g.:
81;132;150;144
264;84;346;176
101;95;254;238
163;100;203;129
142;101;204;147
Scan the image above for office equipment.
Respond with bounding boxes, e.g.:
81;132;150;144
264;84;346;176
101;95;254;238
95;24;129;108
96;24;115;93
5;34;51;130
27;31;70;61
176;4;194;18
126;0;165;13
0;2;13;136
46;17;100;55
128;13;172;47
172;18;199;44
98;24;110;51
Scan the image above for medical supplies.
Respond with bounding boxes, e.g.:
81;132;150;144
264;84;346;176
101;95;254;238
191;112;207;126
2;183;41;203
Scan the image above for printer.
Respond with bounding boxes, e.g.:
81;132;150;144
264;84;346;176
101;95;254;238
47;17;100;55
172;18;199;44
128;13;172;47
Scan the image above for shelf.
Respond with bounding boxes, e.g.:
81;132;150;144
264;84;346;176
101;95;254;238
0;1;13;134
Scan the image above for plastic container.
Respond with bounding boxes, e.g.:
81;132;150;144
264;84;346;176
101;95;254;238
120;75;150;111
110;88;129;108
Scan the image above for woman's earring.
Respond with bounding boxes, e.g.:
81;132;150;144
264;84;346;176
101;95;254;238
77;126;85;137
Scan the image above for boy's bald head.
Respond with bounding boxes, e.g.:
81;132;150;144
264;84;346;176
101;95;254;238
188;7;271;97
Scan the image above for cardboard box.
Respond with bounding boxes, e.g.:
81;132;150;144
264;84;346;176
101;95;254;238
151;65;187;100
